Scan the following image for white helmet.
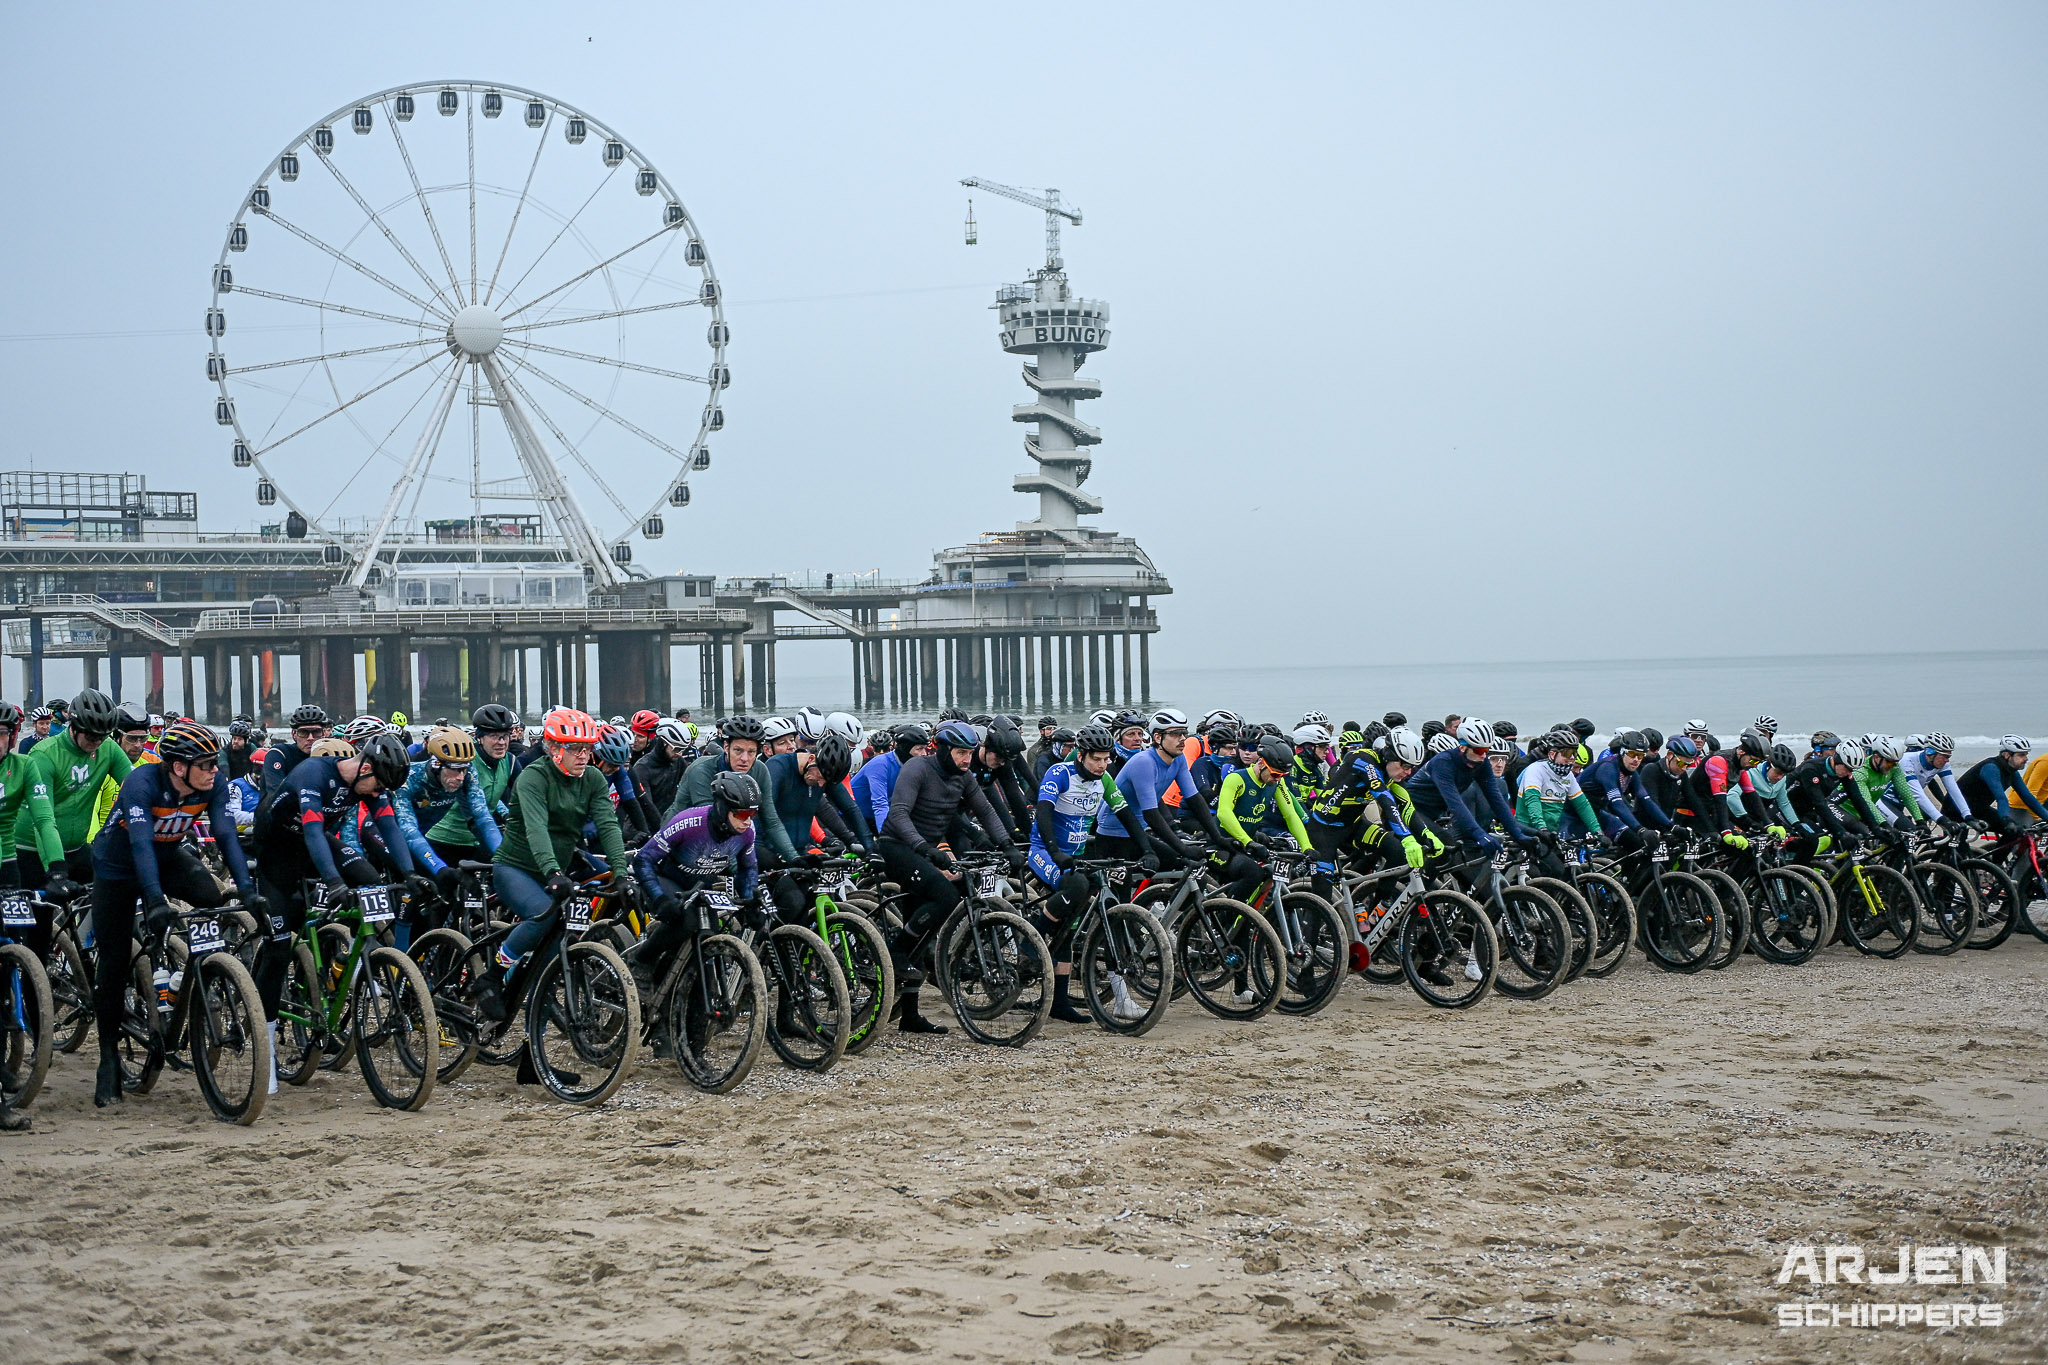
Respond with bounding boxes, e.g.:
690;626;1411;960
1200;708;1241;733
1087;708;1118;729
1753;713;1779;736
1924;731;1954;755
1455;718;1496;749
759;715;798;743
655;718;692;751
1903;733;1927;750
1859;732;1883;750
1297;709;1330;729
1867;735;1903;763
1489;734;1515;758
1427;732;1459;755
1386;726;1425;766
1684;718;1712;738
792;706;826;743
1291;722;1331;748
1834;739;1867;770
2000;734;2032;756
824;711;864;746
1150;707;1190;735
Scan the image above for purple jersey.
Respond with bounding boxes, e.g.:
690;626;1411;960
635;803;757;898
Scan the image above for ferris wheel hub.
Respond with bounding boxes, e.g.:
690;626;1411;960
449;304;505;357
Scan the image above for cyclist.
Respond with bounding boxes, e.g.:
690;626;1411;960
630;769;761;987
633;717;696;815
1958;736;2048;834
1027;716;1062;773
88;720;262;1107
1899;733;1967;826
851;723;927;840
261;704;331;794
593;724;660;844
1674;727;1769;853
1753;714;1780;742
1515;730;1611;865
758;733;871;911
0;704;37;891
759;716;801;757
18;706;53;752
965;719;1035;846
1306;723;1431;887
225;719;258;781
1728;742;1800;837
1631;734;1696;833
1211;733;1315;902
421;704;517;869
1783;738;1884;859
1031;726;1076;785
1407;720;1535;880
1188;722;1241;806
16;690;132;945
90;704;156;837
1100;708;1225;866
628;709;662;760
1849;736;1925;832
488;709;631;1020
878;718;1018;1034
345;726;503;945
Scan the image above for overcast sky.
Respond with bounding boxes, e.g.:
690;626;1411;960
1;3;2041;670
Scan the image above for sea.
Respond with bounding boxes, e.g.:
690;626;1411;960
755;648;2045;765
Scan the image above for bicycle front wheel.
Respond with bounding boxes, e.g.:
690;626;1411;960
188;953;270;1126
1490;886;1571;1001
353;945;440;1111
0;943;53;1108
275;941;324;1086
662;934;766;1094
1747;869;1830;965
1962;858;2019;950
763;924;850;1073
1840;866;1919;959
1399;889;1497;1009
824;910;893;1057
1273;892;1348;1018
1637;872;1721;973
1909;863;1976;957
1175;901;1285;1022
1075;904;1173;1037
525;940;639;1107
408;927;482;1082
1530;876;1598;982
1695;868;1752;970
119;951;163;1095
1575;872;1636;978
942;909;1052;1047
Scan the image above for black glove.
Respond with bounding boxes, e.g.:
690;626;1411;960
1253;831;1285;849
43;875;81;904
240;889;268;918
433;865;462;897
321;876;350;907
1515;833;1542;852
1138;853;1160;874
544;870;575;900
651;891;680;921
1616;827;1647;852
405;871;437;904
929;847;957;871
1049;848;1074;870
800;851;829;868
1005;847;1026;874
143;895;177;938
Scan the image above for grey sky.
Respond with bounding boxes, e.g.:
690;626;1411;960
1;3;2041;672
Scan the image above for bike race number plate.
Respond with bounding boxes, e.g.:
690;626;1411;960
564;896;593;935
976;869;1000;898
821;870;851;898
358;885;396;925
187;916;225;955
704;890;736;913
0;893;33;928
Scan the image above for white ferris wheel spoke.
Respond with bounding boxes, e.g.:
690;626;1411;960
481;355;618;586
516;340;709;384
466;94;480;305
497;370;639;525
508;357;693;464
468;366;484;556
261;209;449;318
485;106;553;306
500;296;704;335
227;335;441;376
500;224;672;324
313;146;460;309
230;286;434;332
493;172;614;314
347;363;466;587
384;102;467;302
312;362;461;523
252;349;445;457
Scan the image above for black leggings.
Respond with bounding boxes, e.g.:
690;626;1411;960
90;843;227;1045
878;837;962;967
15;845;93;963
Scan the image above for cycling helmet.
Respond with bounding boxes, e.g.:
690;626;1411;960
1834;739;1867;770
1488;734;1515;758
1252;736;1294;772
156;719;221;763
289;703;329;729
629;709;661;737
1767;743;1799;772
792;706;826;743
1198;708;1240;733
1867;735;1903;763
1292;722;1332;749
27;706;50;722
1427;732;1458;755
1386;726;1425;766
115;700;150;732
1338;727;1367;750
1419;720;1445;742
1149;706;1190;735
969;713;994;727
69;688;117;735
593;724;633;766
1493;720;1519;740
1536;729;1574;756
1641;727;1664;752
1858;732;1883;751
1753;714;1779;737
1923;732;1954;756
426;726;476;764
338;714;385;744
1298;709;1330;729
0;703;19;730
389;711;409;727
709;768;762;813
1086;708;1118;730
1615;729;1650;754
1570;718;1596;740
227;718;253;739
354;732;411;789
1074;725;1115;756
938;707;969;724
1684;718;1711;739
655;718;692;751
472;703;520;734
1112;709;1146;734
1206;722;1241;748
1809;730;1839;753
759;715;799;744
1665;735;1700;760
311;737;356;758
813;733;854;785
2001;734;2033;756
985;723;1027;762
1454;719;1496;750
824;711;864;746
541;708;601;745
719;715;765;745
1736;728;1770;762
893;722;930;754
935;719;980;751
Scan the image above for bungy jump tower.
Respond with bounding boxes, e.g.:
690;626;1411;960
891;178;1168;708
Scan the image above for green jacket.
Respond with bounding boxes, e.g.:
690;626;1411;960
0;750;58;865
494;756;625;879
429;749;512;848
1851;762;1920;823
18;730;132;857
669;751;794;861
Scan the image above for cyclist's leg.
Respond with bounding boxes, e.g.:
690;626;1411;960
877;837;960;1030
87;872;142;1104
492;863;557;967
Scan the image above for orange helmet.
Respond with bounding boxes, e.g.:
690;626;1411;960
542;708;600;744
630;709;661;737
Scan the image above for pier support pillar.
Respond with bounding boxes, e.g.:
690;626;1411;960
1139;633;1151;703
207;643;232;725
179;651;195;720
148;652;167;715
324;637;358;719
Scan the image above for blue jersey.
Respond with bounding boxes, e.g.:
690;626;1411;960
93;764;252;901
635;803;758;900
344;759;502;874
1100;747;1195;839
849;750;902;835
1408;749;1525;847
264;755;413;882
1032;761;1133;856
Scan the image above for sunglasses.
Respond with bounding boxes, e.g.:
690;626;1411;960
440;763;471;776
188;757;219;771
294;726;328;739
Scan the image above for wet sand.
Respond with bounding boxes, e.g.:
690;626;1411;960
5;942;2044;1364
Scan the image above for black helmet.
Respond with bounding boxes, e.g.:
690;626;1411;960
709;769;761;812
968;713;994;726
156;719;221;764
1570;718;1596;740
720;715;765;744
1206;722;1240;747
0;702;22;729
356;732;411;790
985;724;1026;762
1640;727;1664;752
115;700;151;733
1541;730;1577;757
1615;729;1650;754
228;718;253;739
1419;720;1445;741
1736;728;1770;762
1382;711;1407;728
1360;720;1389;746
1113;709;1146;734
937;707;968;723
472;703;520;734
1767;743;1799;772
812;733;853;785
1254;737;1295;772
70;688;117;735
290;703;329;728
892;722;929;755
1493;720;1519;740
1037;715;1058;729
1074;725;1115;755
1051;725;1077;747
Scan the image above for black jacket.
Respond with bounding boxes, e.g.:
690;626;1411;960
882;753;1007;854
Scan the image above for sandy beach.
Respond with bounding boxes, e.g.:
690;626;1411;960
5;942;2043;1364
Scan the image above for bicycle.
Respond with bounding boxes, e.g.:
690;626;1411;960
117;901;272;1125
1549;837;1637;978
1818;838;1920;958
763;860;894;1056
1334;864;1498;1009
1985;823;2048;943
1682;834;1753;971
405;860;506;1084
1242;850;1350;1017
1459;847;1572;1001
1127;857;1287;1022
1043;856;1175;1036
932;852;1053;1047
732;878;850;1073
1617;831;1724;973
636;878;768;1094
1728;836;1835;966
1911;824;2019;950
1881;828;1979;956
274;882;440;1110
0;888;54;1110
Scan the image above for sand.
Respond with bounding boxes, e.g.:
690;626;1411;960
4;942;2043;1364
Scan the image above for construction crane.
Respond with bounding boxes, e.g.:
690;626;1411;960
960;177;1082;272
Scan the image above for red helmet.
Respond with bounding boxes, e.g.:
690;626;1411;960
542;708;601;744
630;709;661;737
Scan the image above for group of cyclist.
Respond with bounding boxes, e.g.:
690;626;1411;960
1;685;2041;1132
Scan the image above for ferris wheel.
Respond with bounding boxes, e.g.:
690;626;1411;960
207;80;728;588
